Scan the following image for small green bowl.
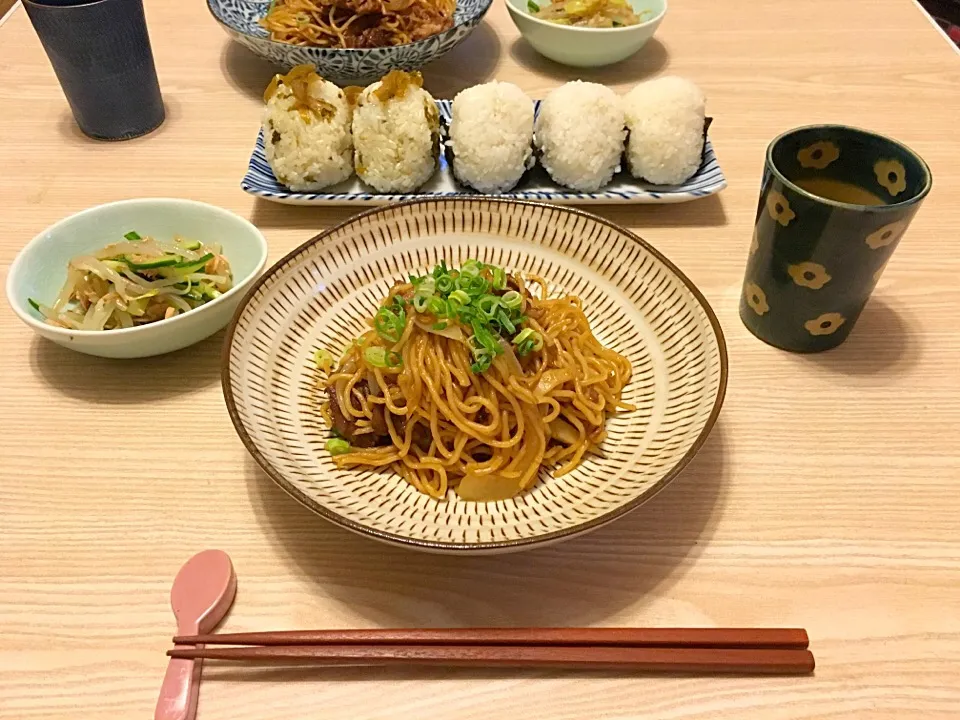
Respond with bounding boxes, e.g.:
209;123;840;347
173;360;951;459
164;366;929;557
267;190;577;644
5;198;268;359
505;0;666;68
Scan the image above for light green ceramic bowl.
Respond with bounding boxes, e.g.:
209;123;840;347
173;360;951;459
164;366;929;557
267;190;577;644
505;0;666;68
5;198;268;359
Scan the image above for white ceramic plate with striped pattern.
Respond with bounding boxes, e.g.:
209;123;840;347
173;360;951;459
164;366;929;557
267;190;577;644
223;199;727;554
241;100;726;206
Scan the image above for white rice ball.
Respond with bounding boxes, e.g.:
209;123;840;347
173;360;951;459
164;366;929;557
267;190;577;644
353;72;439;193
534;81;625;192
449;81;534;193
262;68;353;192
623;76;706;185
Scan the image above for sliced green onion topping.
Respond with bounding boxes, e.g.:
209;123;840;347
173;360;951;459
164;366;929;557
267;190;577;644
512;328;543;356
414;276;436;297
28;298;41;312
124;231;142;241
495;309;516;335
374;305;406;343
431;259;449;279
513;328;536;346
314;348;334;371
460;259;482;278
458;274;489;297
448;289;471;308
364;346;388;367
477;294;500;319
404;261;542;374
362;346;403;369
501;290;522;309
325;438;352;456
426;296;447;317
470;348;495;373
436;275;455;294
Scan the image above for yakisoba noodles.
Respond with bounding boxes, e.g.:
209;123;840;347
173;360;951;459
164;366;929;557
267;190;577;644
314;261;634;501
261;0;456;49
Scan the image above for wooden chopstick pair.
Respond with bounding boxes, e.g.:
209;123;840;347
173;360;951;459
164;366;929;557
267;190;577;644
169;628;815;675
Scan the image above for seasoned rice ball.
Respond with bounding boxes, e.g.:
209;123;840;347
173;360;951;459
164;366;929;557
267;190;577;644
262;65;354;192
623;76;706;185
353;71;440;193
449;81;534;193
534;81;625;192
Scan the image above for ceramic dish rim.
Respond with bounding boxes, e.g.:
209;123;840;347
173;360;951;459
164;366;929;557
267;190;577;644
5;198;270;340
206;0;493;53
221;197;728;552
766;123;933;213
505;0;666;33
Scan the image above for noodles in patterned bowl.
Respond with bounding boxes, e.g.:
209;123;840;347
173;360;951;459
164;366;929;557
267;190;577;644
207;0;493;86
223;198;727;554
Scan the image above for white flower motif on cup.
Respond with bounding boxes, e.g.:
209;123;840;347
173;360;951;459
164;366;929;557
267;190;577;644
797;141;840;170
744;282;770;316
865;221;906;250
874;159;907;196
804;312;846;336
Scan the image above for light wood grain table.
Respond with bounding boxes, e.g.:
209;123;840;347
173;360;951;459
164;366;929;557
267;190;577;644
2;0;959;718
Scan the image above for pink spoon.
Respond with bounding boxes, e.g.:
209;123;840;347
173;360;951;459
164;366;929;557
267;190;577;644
155;550;237;720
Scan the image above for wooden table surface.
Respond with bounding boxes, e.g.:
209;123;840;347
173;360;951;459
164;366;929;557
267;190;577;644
2;1;959;718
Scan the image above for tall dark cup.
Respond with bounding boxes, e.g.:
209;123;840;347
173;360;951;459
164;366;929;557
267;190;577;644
24;0;165;141
740;125;931;352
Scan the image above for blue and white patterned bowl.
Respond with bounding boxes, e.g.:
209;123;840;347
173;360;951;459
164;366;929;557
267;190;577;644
207;0;494;86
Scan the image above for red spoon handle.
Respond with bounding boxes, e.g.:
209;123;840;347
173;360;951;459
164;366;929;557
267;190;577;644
155;550;236;720
155;653;202;720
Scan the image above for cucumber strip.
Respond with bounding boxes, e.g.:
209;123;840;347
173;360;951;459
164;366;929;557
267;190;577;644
124;255;179;270
172;252;214;273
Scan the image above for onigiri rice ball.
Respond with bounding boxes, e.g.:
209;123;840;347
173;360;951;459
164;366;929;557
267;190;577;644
262;65;354;192
449;81;534;193
534;81;625;192
353;70;440;193
623;76;706;185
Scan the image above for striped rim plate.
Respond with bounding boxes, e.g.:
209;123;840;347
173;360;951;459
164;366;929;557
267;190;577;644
223;199;727;554
242;100;727;206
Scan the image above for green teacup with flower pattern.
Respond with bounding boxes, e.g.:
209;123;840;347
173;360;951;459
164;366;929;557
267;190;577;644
740;125;931;352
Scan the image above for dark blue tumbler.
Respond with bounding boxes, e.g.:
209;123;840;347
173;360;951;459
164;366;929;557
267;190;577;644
23;0;165;141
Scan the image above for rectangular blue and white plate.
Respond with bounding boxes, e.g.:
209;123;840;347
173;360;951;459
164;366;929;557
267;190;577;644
242;100;726;206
